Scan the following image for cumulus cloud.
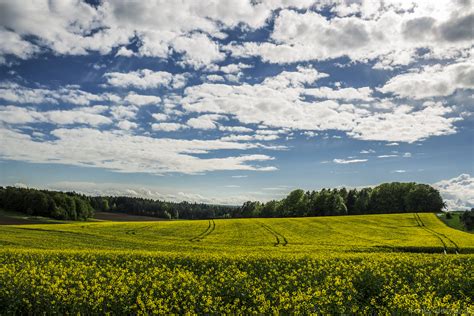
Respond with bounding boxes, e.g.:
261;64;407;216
228;2;472;66
0;105;112;127
1;0;471;73
173;33;225;69
0;0;318;67
124;93;161;106
0;82;119;106
0;0;130;61
152;113;169;121
219;63;252;74
434;174;474;210
219;125;253;133
304;86;373;101
187;114;226;130
0;126;278;175
180;67;461;143
302;131;318;138
104;69;187;89
379;61;474;99
205;74;225;82
110;106;138;120
0;28;40;63
0;0;471;180
117;120;138;131
151;122;188;132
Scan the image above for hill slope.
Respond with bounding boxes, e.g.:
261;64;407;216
1;213;473;254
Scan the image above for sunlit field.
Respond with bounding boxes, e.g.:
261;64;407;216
1;213;473;313
1;213;472;254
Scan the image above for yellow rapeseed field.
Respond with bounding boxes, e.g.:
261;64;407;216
0;213;473;314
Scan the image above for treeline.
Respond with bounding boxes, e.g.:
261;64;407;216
237;182;445;218
0;182;445;221
89;196;237;220
460;209;474;230
0;187;94;220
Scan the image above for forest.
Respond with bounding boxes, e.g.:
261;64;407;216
0;187;94;220
237;182;445;218
0;182;445;221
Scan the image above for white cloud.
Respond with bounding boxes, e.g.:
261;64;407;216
219;63;252;74
360;149;375;154
377;154;398;158
304;86;373;101
125;93;161;106
152;113;169;121
13;182;28;188
115;46;134;57
219;125;253;133
0;0;321;64
1;0;471;73
0;105;43;124
333;158;368;164
205;74;225;82
187;114;226;130
0;105;112;127
181;67;461;143
434;174;474;210
220;134;280;142
173;33;225;69
104;69;187;89
0;126;278;175
302;131;318;138
0;1;130;61
228;3;472;66
391;169;406;173
42;180;286;205
117;120;138;130
110;106;137;120
151;122;188;132
347;102;459;143
0;81;119;106
0;27;40;63
379;61;474;99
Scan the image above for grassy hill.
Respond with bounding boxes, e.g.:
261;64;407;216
1;213;473;314
1;213;473;254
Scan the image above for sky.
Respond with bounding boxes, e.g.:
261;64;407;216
0;0;473;209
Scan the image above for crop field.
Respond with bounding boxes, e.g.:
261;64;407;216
1;213;473;313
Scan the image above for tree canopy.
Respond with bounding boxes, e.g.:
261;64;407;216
237;182;445;218
0;182;445;221
0;187;94;220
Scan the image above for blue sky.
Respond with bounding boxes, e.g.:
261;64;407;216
0;0;473;208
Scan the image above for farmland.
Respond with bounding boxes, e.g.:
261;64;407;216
1;213;473;313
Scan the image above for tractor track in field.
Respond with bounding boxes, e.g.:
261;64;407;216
259;222;288;247
414;213;459;254
318;220;395;248
189;219;215;242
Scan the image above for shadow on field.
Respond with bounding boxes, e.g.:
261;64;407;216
93;212;167;222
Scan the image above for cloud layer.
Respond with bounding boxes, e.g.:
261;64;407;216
434;174;474;211
0;0;472;180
